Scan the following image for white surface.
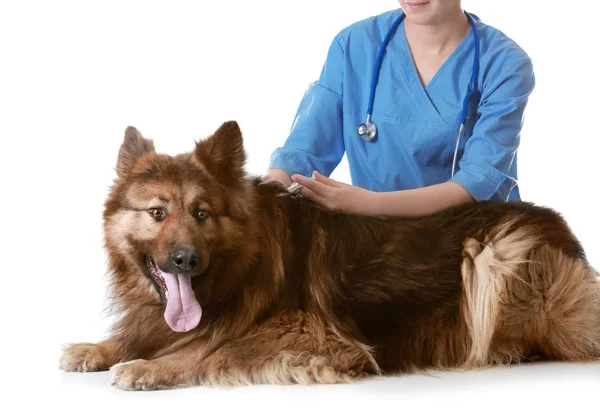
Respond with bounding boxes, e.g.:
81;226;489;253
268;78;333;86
1;1;599;411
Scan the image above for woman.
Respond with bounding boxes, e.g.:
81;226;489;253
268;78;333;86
264;0;535;217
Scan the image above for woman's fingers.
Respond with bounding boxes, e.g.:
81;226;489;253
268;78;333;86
291;171;351;212
312;171;345;188
296;186;329;207
291;173;331;197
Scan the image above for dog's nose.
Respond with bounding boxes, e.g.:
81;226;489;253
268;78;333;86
169;248;201;273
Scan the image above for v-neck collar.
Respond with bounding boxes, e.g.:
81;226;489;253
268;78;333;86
386;20;473;126
411;26;473;91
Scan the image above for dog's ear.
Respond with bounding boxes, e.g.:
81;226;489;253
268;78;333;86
195;121;246;185
117;126;155;178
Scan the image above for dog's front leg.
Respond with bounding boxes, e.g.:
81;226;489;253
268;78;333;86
110;319;376;390
59;339;125;372
60;308;185;372
110;338;210;390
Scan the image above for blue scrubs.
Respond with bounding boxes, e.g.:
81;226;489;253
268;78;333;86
269;9;535;201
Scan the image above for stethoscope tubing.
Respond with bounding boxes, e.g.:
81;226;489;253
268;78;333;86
358;11;481;178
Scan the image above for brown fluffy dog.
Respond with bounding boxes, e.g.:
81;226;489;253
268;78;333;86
59;121;600;390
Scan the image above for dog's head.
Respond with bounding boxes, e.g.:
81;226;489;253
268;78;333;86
103;121;259;333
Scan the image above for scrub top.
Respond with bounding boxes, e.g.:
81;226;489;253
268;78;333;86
268;9;535;202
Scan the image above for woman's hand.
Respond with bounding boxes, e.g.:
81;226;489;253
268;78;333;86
262;168;293;187
290;171;473;217
291;171;378;215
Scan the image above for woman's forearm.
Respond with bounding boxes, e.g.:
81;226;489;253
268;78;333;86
372;182;475;217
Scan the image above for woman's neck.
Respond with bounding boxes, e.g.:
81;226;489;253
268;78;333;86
404;9;471;56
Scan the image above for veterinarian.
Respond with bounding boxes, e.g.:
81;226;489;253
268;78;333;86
264;0;535;217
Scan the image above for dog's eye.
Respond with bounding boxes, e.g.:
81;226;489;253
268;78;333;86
197;210;209;221
148;207;167;221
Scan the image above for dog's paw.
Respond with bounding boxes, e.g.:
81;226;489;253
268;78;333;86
59;342;115;372
111;360;184;391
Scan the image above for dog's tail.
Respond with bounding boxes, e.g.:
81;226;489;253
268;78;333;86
461;229;600;367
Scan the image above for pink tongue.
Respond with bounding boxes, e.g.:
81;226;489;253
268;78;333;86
163;273;202;332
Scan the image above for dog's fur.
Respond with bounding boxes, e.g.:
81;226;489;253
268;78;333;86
60;121;600;390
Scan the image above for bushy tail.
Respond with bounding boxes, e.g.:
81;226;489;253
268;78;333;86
461;233;600;366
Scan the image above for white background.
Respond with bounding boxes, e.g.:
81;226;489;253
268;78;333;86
1;0;599;412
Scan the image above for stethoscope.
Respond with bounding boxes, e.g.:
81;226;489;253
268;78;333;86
357;11;481;178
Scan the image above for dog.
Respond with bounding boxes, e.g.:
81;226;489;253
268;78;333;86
59;121;600;390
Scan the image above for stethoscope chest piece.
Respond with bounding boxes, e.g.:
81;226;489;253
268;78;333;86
357;121;377;141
